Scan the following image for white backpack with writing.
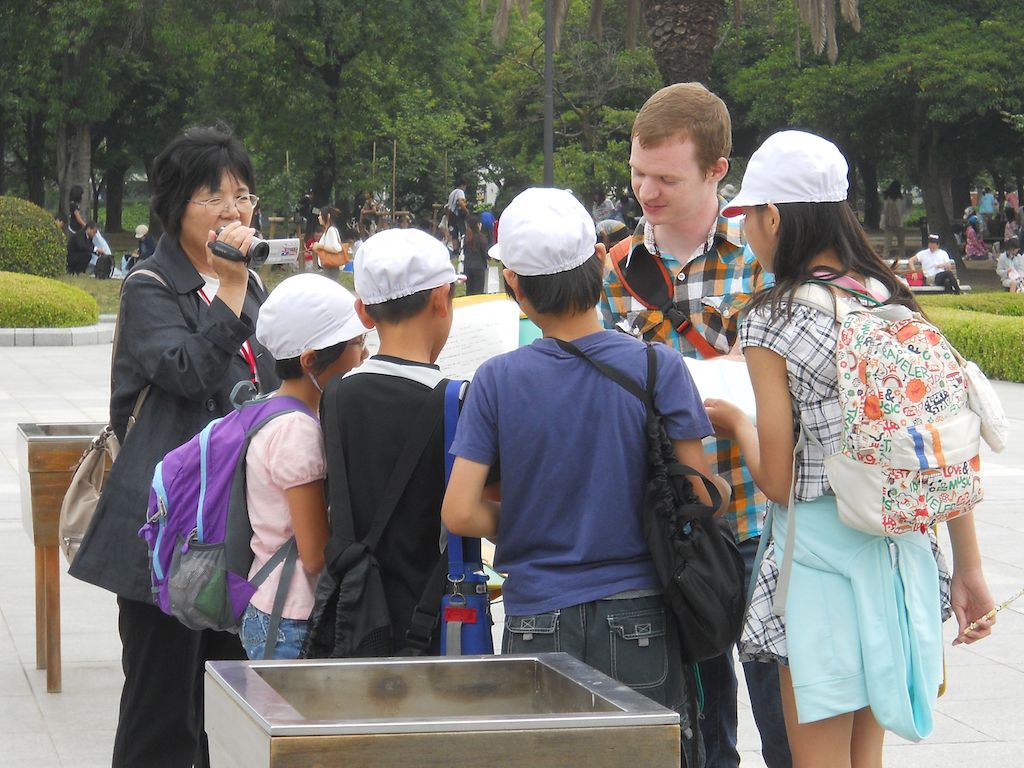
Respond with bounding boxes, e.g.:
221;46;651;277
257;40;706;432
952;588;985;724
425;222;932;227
792;282;983;536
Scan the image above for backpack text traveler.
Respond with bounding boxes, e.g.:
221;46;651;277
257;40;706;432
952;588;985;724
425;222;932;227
792;277;984;536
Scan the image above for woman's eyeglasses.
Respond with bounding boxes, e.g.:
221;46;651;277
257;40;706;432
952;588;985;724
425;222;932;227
189;194;260;212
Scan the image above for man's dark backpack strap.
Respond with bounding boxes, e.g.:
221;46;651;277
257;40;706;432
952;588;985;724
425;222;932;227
610;240;722;359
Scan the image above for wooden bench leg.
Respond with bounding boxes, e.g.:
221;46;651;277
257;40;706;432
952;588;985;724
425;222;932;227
43;545;61;693
34;544;45;670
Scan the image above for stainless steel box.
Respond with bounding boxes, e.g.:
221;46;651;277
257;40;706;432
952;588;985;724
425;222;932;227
205;653;680;767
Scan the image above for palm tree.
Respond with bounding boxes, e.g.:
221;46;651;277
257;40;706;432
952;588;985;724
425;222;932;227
488;0;861;83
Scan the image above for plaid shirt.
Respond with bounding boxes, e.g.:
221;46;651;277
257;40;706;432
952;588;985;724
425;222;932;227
600;213;766;542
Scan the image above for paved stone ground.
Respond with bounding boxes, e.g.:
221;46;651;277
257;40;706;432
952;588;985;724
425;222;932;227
0;343;1021;766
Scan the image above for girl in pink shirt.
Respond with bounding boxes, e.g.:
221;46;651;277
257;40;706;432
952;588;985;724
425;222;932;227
245;273;369;659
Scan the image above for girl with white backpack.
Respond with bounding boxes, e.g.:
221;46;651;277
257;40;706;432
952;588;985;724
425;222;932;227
704;131;996;767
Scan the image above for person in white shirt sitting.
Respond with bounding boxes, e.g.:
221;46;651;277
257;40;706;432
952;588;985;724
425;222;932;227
996;236;1024;292
910;234;961;294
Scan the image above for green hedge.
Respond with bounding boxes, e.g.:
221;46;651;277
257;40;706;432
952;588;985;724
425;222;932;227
0;197;66;277
918;292;1024;317
0;272;98;328
925;306;1024;382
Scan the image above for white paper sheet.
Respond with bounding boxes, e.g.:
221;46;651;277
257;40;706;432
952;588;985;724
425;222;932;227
436;298;521;379
684;356;757;423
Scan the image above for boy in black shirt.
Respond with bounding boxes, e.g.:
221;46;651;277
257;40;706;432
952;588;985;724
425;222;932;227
320;228;459;654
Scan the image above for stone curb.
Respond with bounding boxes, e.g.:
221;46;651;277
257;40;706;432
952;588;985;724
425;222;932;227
0;319;115;347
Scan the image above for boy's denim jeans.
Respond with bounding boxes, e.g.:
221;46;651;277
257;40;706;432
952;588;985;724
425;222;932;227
241;604;309;660
503;593;703;767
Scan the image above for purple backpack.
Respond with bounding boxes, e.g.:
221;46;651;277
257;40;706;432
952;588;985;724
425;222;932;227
139;395;313;641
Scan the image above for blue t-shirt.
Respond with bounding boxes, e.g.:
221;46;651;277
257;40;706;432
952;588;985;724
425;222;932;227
451;330;712;615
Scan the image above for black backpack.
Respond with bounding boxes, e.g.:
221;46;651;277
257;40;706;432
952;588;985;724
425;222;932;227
555;340;746;663
94;252;113;280
302;379;450;658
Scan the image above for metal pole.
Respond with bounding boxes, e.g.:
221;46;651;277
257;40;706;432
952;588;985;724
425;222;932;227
543;0;554;186
392;139;398;221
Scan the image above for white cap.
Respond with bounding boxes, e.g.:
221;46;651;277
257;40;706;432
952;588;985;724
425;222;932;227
135;224;149;238
722;130;849;218
256;273;369;360
355;229;457;305
489;188;596;276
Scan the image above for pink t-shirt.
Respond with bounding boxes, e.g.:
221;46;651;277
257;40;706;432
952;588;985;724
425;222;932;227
245;409;326;618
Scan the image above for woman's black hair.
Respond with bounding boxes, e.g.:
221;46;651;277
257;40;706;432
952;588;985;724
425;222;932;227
320;206;339;227
504;253;604;315
883;180;903;200
745;201;921;322
464;214;483;251
274;340;349;380
69;185;84;203
149;125;255;239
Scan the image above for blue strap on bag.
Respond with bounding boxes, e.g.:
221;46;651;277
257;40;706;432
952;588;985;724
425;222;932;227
439;379;494;656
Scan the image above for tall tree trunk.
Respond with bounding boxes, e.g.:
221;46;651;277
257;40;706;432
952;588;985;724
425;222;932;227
57;120;92;221
923;146;960;265
25;111;46;207
625;0;642;49
105;165;128;233
644;0;724;85
858;156;880;230
950;171;971;221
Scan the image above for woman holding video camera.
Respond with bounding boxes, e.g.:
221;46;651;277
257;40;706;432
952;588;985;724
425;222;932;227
70;125;279;768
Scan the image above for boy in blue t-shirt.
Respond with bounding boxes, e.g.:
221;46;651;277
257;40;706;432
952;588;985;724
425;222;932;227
442;187;726;765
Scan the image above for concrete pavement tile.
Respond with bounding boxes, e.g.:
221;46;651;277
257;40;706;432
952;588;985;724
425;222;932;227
886;709;996;746
937;698;1024;742
27;682;120;733
52;734;114;768
738;752;768;768
883;741;1024;767
2;732;60;768
937;661;1024;701
0;663;32;696
0;694;46;733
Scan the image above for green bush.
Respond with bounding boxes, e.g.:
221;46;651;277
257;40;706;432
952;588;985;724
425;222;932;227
0;197;66;277
926;306;1024;383
0;272;98;328
919;293;1024;317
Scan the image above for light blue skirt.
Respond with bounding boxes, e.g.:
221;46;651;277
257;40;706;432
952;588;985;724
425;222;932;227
773;495;943;741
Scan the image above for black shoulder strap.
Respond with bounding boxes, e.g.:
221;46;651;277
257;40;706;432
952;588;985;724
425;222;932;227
324;377;449;555
555;339;723;511
554;338;651;406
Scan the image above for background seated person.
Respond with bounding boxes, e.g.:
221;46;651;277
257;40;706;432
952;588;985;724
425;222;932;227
66;221;97;274
910;234;961;294
996;236;1024;292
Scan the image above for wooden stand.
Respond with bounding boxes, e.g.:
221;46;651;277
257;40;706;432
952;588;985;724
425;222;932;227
17;422;106;693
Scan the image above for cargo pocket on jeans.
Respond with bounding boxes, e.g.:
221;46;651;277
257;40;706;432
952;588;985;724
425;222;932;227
503;611;560;654
607;609;668;689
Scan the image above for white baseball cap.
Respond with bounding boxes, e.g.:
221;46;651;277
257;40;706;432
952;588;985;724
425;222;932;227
722;130;849;218
256;273;369;360
489;188;597;276
355;228;458;305
135;224;149;238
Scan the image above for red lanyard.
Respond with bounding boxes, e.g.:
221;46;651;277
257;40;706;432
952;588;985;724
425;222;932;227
199;288;258;385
